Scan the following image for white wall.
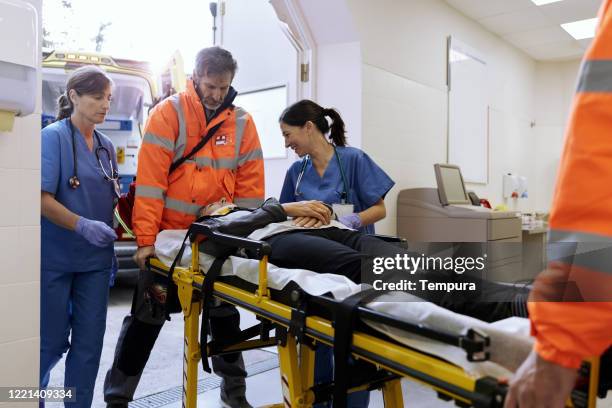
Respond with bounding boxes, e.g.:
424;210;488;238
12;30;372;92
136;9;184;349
223;0;364;198
222;0;298;199
532;60;581;211
316;41;362;148
297;0;363;148
0;0;41;396
346;0;545;235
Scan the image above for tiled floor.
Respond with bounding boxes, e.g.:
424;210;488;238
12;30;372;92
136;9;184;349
159;366;460;408
44;274;612;408
44;275;455;408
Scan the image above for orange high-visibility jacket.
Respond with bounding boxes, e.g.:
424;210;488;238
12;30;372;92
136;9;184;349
529;0;612;369
133;80;265;247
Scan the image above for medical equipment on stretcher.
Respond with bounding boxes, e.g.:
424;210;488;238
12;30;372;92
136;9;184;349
146;220;608;408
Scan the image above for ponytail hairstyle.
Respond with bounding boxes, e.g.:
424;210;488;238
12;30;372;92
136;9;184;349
55;65;113;121
279;99;347;146
56;93;72;122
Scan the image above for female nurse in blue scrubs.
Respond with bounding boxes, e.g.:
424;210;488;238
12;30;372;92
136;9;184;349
278;100;395;407
40;66;118;407
279;100;394;234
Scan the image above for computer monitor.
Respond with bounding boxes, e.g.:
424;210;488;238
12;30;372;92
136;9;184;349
434;163;470;205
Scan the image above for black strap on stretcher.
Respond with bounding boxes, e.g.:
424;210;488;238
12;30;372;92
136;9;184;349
208;323;260;353
306;292;491;362
164;213;244;294
333;288;388;408
163;219;240;320
207;323;274;356
164;228;193;315
199;257;227;373
289;290;310;344
163;221;230;372
198;259;275;370
166;220;273;371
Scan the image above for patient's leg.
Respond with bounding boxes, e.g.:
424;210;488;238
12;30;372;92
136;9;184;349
267;229;527;322
265;230;363;282
328;229;528;321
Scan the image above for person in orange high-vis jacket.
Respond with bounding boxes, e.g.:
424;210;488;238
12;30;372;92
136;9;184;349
505;2;612;407
104;47;264;408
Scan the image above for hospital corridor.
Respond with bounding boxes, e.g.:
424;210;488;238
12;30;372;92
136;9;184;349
1;0;612;408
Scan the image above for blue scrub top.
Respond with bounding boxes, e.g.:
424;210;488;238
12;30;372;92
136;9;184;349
41;119;117;272
279;146;394;234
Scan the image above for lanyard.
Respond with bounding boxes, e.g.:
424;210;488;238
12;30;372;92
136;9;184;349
294;146;350;204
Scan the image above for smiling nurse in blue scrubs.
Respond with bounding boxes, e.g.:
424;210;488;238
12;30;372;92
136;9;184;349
279;100;394;234
278;100;394;408
40;66;118;408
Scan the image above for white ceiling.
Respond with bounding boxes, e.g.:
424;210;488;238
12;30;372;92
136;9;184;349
444;0;600;61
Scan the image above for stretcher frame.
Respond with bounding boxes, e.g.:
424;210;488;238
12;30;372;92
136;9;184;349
148;223;602;408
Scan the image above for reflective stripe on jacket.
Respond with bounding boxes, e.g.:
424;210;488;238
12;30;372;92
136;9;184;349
529;0;612;369
133;80;265;247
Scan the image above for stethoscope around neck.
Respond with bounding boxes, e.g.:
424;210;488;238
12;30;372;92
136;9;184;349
68;118;118;190
294;145;350;204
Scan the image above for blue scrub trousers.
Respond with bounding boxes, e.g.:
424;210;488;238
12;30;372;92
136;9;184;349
40;268;111;408
314;345;370;408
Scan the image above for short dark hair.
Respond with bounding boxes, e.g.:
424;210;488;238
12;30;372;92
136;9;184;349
56;65;112;121
194;46;238;78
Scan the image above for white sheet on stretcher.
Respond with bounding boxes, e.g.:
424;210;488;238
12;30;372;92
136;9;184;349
155;229;533;378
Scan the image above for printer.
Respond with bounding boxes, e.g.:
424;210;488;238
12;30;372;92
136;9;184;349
397;164;523;282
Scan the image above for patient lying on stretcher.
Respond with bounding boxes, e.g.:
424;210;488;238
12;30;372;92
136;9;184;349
187;198;530;324
155;198;535;376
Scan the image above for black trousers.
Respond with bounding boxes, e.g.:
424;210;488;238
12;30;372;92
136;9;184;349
104;270;247;404
265;228;524;322
111;303;243;376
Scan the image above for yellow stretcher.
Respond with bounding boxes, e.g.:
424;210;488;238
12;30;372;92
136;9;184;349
148;222;605;408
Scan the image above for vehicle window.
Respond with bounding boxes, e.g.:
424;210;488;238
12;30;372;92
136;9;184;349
42;70;153;125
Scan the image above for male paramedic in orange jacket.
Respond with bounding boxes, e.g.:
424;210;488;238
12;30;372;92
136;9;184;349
104;46;264;408
505;1;612;407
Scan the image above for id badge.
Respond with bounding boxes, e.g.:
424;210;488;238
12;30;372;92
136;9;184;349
332;203;354;218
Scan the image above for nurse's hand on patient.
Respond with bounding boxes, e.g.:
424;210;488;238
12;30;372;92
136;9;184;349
134;246;156;270
339;213;362;229
75;217;117;247
292;216;325;228
282;201;332;225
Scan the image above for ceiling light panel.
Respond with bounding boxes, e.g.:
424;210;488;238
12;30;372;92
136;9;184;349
561;17;598;40
531;0;564;5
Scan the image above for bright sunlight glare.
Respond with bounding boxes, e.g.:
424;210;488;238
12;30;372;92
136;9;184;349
42;0;215;73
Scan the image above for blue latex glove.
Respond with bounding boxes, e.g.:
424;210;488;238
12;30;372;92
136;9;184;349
75;217;117;247
109;254;118;287
338;213;362;229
